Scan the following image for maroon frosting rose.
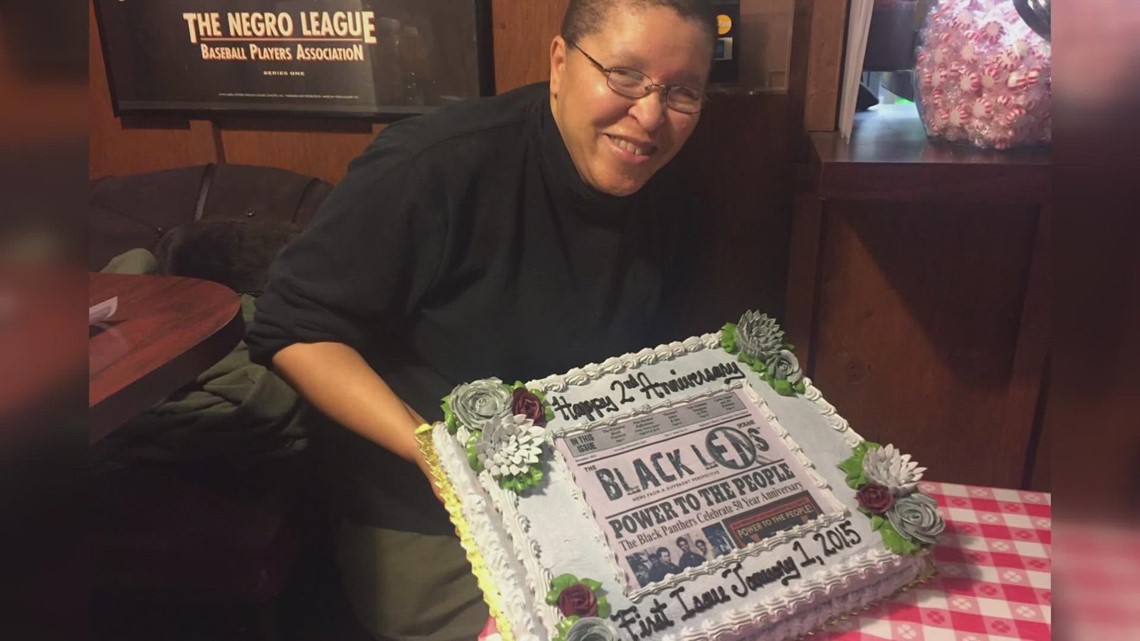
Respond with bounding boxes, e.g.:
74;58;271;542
856;483;895;514
557;583;598;617
512;387;547;426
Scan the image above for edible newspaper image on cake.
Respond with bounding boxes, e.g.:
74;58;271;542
416;311;942;641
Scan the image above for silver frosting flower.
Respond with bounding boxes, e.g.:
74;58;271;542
886;493;945;546
765;349;803;384
863;443;926;494
449;378;512;432
476;413;545;479
735;311;785;361
565;617;621;641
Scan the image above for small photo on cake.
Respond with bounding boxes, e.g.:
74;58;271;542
628;544;683;587
673;534;709;570
700;523;735;558
723;491;823;548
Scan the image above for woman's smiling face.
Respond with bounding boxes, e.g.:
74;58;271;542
549;5;712;197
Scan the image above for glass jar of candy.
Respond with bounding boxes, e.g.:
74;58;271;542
914;0;1051;149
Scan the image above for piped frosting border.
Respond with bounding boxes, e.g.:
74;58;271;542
415;424;517;641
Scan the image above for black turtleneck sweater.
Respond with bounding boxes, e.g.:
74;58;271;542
248;82;697;533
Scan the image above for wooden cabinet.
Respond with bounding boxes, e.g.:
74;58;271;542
787;105;1050;490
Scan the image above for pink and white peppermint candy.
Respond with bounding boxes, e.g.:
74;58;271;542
930;66;953;88
1001;106;1027;127
1007;67;1041;90
995;48;1022;71
950;104;971;127
960;41;979;63
978;21;1005;43
982;62;1008;86
959;71;983;93
916;0;1051;149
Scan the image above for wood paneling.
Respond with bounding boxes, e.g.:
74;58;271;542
674;93;797;336
784;192;825;369
810;202;1039;488
218;125;383;186
88;1;217;178
995;207;1049;486
1026;367;1051;492
799;0;849;132
490;0;567;91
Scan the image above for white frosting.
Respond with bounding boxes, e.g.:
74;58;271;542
432;332;929;641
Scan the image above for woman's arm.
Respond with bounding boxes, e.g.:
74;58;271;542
271;341;430;476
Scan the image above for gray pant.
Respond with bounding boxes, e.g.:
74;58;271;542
334;520;490;641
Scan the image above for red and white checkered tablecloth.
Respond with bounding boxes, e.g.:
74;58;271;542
813;481;1052;641
478;481;1052;641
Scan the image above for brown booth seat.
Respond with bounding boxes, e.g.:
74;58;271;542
89;162;332;271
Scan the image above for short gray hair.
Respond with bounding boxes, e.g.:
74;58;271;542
560;0;718;48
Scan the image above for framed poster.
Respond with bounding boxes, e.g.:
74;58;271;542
94;0;495;120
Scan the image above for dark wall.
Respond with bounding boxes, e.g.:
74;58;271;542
90;0;846;335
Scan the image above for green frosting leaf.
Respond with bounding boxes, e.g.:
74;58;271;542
720;322;739;353
773;378;793;396
838;454;867;489
551;574;579;592
879;519;922;555
838;440;884;489
498;467;543;494
871;515;887;531
793;379;806;394
442;397;458;434
596;597;611;619
756;360;770;376
554;615;581;641
465;433;482;472
854;441;882;458
581;578;602;592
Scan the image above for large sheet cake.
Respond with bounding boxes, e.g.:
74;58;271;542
418;312;941;641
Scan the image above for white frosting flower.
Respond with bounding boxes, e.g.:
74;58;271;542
735;311;785;360
863;444;926;495
476;413;545;479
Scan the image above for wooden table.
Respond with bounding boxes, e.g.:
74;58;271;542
807;104;1050;202
88;273;244;443
785;104;1051;491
